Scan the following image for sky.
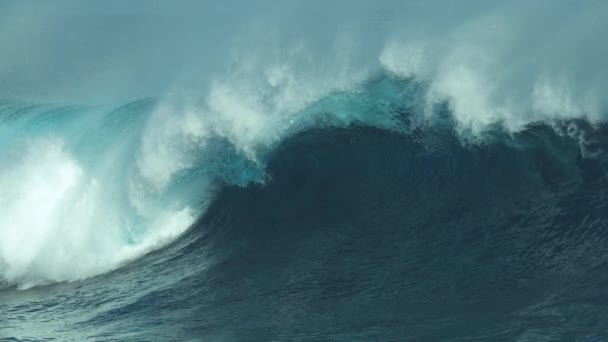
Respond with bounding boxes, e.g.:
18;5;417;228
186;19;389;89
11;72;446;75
0;0;503;101
0;0;606;130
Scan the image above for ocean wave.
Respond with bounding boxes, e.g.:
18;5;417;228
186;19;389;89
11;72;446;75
1;72;606;290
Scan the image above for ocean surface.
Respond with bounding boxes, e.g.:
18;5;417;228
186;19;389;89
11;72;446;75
1;1;608;341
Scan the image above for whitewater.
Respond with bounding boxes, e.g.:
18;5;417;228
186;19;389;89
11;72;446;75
2;1;608;341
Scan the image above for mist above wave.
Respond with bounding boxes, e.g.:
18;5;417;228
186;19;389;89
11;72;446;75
1;1;605;133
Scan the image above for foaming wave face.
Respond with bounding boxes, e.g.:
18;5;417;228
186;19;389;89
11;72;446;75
0;138;87;284
0;106;201;289
0;136;195;288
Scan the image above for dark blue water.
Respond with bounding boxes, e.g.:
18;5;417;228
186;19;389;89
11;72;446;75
2;76;608;341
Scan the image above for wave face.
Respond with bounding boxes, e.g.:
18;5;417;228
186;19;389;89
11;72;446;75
2;74;608;341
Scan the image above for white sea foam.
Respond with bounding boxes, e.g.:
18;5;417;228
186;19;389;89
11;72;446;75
0;133;196;288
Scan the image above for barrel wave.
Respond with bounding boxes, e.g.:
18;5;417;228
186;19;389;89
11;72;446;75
2;73;608;341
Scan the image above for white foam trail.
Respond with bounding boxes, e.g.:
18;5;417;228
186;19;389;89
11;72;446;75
0;134;196;289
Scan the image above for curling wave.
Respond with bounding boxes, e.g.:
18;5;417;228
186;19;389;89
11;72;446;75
0;71;606;290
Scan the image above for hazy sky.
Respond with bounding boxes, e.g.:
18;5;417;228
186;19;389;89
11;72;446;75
0;0;605;126
0;1;500;101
